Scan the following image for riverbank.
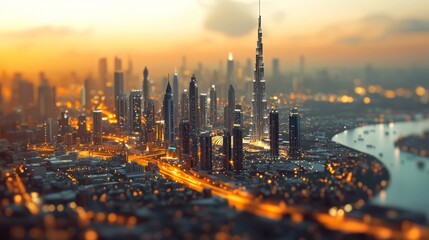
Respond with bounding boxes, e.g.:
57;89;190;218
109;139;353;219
395;131;429;157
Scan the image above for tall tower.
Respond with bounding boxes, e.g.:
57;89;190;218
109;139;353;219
232;124;243;172
181;89;189;119
142;67;149;112
209;85;217;127
189;74;199;135
179;119;191;168
251;1;267;141
114;71;124;124
199;93;208;130
189;74;199;168
269;109;279;157
93;109;102;145
289;107;301;158
223;129;232;171
227;52;235;87
163;81;175;148
173;73;179;128
129;90;142;133
199;132;213;171
226;85;235;132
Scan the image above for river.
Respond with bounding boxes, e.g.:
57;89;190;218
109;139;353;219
332;119;429;218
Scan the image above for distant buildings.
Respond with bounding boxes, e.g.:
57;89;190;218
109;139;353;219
173;73;179;128
93;110;102;145
269;109;279;157
289;107;301;158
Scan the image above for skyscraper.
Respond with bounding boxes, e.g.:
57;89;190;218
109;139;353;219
117;93;128;131
232;124;243;172
37;73;55;121
223;129;232;171
93;109;102;145
179;118;191;167
199;132;213;171
84;77;91;114
269;109;279;157
199;93;208;130
144;99;155;144
163;82;175;148
129;90;142;133
173;73;179;129
99;57;108;90
114;56;122;71
289;107;301;158
142;67;149;112
251;4;268;141
181;89;189;119
114;71;124;124
189;75;199;167
227;52;235;87
77;115;89;144
189;74;199;135
209;85;217;126
234;105;243;127
226;85;235;131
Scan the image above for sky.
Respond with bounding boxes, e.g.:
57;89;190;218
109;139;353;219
1;0;429;83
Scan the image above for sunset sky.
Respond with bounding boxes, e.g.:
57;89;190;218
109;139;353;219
1;0;429;83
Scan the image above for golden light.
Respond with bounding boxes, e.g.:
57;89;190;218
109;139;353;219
415;86;426;96
354;87;366;96
384;90;396;99
363;97;371;104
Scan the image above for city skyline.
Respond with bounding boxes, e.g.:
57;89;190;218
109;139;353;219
1;0;429;83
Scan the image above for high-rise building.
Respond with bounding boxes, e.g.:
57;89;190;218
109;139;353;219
289;107;301;158
269;109;279;157
199;132;212;171
77;115;89;144
117;93;128;131
222;129;232;171
209;85;217;126
189;74;199;135
84;77;91;114
93;109;102;145
251;5;268;141
142;67;149;112
226;85;235;131
114;71;124;124
189;75;199;166
199;93;208;130
181;89;189;119
234;105;243;127
232;124;243;172
227;52;235;87
58;111;70;136
114;56;122;71
99;57;108;91
37;73;55;121
129;90;142;133
173;73;179;129
163;82;175;148
179;118;191;167
144;99;155;144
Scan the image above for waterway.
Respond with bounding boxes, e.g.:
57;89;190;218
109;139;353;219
332;119;429;218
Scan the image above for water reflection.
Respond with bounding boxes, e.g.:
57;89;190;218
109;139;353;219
333;119;429;218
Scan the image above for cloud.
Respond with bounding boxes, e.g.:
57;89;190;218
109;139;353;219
0;26;93;39
203;0;257;37
334;14;429;45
